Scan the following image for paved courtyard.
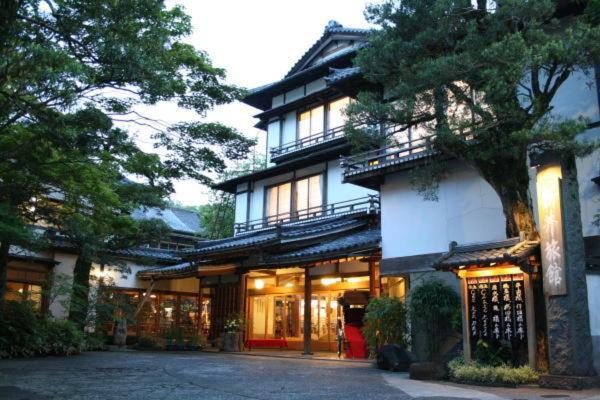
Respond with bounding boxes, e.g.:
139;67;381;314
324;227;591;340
1;351;600;400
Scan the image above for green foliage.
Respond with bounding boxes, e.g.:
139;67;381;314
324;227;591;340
473;340;512;367
135;335;161;350
448;357;539;386
223;313;246;333
0;0;255;304
362;296;409;357
83;334;108;351
0;301;85;358
41;319;85;356
408;280;461;361
349;0;600;237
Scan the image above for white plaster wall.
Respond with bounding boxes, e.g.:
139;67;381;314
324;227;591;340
306;78;326;95
577;128;600;237
281;111;297;145
380;161;506;259
285;87;304;103
327;160;377;205
235;192;248;224
587;273;600;371
266;120;281;165
549;69;599;121
48;252;78;319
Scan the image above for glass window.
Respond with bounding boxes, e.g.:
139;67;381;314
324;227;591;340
265;182;292;223
6;282;43;311
295;175;322;218
179;296;198;335
298;105;324;139
328;97;351;129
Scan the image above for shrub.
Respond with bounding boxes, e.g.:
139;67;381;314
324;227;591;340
448;357;539;386
135;335;160;350
473;339;512;367
41;319;85;356
362;296;408;357
0;301;44;358
84;334;108;351
223;313;245;333
408;279;461;361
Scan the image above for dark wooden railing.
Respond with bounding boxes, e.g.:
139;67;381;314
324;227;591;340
234;195;380;235
340;135;436;177
270;125;347;159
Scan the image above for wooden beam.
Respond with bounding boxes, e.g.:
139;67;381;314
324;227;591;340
303;266;313;355
133;280;155;319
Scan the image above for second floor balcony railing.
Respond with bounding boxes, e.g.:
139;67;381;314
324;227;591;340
341;134;436;178
234;195;379;235
270;125;347;160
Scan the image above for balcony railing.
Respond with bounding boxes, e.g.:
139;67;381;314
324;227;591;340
341;135;436;178
234;195;380;235
270;125;347;160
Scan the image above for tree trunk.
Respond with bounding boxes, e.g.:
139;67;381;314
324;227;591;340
69;255;92;330
0;240;10;306
496;188;538;240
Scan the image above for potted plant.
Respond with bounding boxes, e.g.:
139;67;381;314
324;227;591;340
220;313;245;352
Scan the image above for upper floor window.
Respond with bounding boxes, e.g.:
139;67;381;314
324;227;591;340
264;174;323;223
298;105;324;139
328;97;351;130
265;181;292;223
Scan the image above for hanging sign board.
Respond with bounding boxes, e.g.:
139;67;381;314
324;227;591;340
467;274;526;343
536;165;567;296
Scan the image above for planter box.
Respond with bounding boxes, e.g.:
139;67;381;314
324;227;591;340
220;332;242;352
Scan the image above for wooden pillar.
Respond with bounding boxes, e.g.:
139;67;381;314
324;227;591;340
303;266;313;355
523;271;537;369
197;278;203;336
459;277;472;362
238;274;247;349
369;259;381;297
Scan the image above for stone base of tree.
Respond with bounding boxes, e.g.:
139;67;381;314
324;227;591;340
409;362;447;380
539;374;600;390
220;332;242;352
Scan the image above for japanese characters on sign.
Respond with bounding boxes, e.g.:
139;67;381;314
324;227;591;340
467;274;526;343
536;165;567;296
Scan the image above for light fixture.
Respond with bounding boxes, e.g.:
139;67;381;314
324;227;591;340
150;294;157;299
346;277;363;283
321;277;341;286
285;282;294;287
255;279;265;289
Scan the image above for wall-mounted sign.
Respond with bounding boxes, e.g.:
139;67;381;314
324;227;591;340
536;165;567;296
467;274;526;343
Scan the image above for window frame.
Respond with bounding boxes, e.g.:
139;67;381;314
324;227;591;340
262;172;325;222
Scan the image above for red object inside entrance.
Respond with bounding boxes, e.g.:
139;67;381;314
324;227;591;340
245;338;288;350
344;324;367;359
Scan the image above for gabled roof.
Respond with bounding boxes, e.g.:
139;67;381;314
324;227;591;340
131;206;202;235
435;237;539;270
285;21;369;78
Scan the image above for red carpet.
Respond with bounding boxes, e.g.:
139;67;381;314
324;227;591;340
344;324;367;359
245;338;288;350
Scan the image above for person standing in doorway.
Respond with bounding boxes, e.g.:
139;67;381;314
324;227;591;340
337;318;345;358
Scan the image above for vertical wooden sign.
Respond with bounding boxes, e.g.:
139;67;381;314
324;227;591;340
536;165;567;296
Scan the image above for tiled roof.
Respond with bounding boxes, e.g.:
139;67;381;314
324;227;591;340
285;21;368;78
266;227;380;264
131;206;202;235
325;67;361;84
435;237;539;269
111;247;181;263
137;261;196;279
180;214;370;257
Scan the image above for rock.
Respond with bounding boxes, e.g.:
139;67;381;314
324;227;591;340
220;332;241;352
113;317;127;347
409;361;447;381
377;344;415;372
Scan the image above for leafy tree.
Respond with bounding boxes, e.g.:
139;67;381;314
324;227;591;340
347;0;600;238
0;0;255;308
408;280;461;361
362;296;408;357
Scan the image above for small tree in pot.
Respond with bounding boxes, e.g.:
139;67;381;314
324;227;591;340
220;313;245;352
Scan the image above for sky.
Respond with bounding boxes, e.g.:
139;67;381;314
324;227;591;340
131;0;374;206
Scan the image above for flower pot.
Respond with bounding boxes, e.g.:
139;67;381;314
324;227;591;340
220;332;242;352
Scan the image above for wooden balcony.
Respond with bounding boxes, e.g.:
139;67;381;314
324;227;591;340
269;125;347;162
340;135;437;189
234;195;379;235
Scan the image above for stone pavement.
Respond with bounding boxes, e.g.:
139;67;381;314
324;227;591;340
0;351;599;400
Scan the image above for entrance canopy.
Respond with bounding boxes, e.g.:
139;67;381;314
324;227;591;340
434;237;539;271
